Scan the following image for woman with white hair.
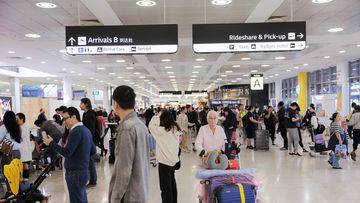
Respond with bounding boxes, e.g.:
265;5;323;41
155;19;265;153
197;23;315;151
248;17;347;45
195;110;227;156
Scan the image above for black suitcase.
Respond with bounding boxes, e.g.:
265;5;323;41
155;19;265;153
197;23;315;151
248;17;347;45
109;138;116;164
254;129;270;151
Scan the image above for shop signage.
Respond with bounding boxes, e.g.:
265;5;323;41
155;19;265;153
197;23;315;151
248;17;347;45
250;74;263;90
159;91;182;95
193;21;306;53
66;24;178;55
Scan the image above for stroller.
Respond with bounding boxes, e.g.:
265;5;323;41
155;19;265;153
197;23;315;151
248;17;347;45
1;158;57;203
309;124;330;157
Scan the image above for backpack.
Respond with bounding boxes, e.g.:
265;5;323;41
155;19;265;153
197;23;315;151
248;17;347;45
94;118;103;141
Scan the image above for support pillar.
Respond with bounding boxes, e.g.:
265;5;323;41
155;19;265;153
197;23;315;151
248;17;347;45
63;77;73;107
298;72;308;115
10;77;20;113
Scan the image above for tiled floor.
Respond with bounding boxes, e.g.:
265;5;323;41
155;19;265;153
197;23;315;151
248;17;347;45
36;139;360;203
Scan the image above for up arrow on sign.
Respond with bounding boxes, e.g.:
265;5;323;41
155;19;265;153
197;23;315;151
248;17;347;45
68;37;76;45
250;74;263;90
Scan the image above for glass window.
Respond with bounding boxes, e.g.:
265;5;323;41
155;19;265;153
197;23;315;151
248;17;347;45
315;71;321;82
322;68;330;82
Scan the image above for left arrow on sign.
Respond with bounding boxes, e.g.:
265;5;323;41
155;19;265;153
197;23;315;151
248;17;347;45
68;37;76;45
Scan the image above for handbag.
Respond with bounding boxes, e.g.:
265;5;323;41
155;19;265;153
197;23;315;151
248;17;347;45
0;138;14;156
335;144;347;159
227;159;240;170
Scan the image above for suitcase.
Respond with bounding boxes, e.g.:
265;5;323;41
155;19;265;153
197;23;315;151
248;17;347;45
109;138;116;164
216;183;256;203
254;129;270;150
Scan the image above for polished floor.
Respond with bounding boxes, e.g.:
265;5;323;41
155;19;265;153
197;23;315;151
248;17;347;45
36;136;359;203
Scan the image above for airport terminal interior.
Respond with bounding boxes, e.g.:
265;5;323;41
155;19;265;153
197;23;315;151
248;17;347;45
0;0;360;202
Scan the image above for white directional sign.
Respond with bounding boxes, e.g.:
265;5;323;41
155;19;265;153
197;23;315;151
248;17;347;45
193;22;306;53
250;74;264;90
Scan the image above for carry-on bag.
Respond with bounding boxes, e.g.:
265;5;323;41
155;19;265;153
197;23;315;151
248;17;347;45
254;128;270;151
215;183;256;203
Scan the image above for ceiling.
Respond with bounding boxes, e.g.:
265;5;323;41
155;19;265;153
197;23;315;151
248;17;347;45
0;0;360;97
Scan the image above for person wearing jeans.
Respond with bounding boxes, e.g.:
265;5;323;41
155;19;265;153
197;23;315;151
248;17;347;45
44;107;96;203
328;113;347;169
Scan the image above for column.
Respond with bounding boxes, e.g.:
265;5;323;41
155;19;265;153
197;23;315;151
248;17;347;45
298;72;307;115
336;61;349;116
10;77;20;113
275;80;282;104
63;77;73;107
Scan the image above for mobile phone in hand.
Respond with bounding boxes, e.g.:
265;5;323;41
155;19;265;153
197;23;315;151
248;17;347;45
41;131;48;140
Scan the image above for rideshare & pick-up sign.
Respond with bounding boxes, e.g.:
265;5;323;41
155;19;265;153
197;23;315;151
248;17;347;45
193;21;306;53
65;24;178;55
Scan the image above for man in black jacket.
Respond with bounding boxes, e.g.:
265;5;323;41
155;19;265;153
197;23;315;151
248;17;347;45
80;98;97;188
277;101;288;150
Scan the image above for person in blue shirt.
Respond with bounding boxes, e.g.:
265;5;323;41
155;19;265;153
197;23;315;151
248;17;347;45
43;107;96;203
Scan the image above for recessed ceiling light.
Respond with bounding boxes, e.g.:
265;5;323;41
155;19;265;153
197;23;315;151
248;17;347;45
194;65;202;68
286;70;291;72
61;68;66;71
169;75;175;78
303;63;309;66
97;67;105;70
25;56;32;59
144;79;150;82
312;0;333;3
40;61;46;64
231;80;237;83
70;71;75;74
25;33;41;38
241;57;251;61
136;0;156;7
339;50;346;54
130;82;135;85
275;56;286;60
35;2;57;8
225;70;233;73
221;75;227;77
54;79;58;82
117;76;123;79
164;66;173;69
269;75;274;78
161;59;171;62
192;71;199;74
328;27;344;33
116;59;125;63
59;49;66;53
236;78;242;80
190;78;196;81
211;0;232;6
191;75;198;78
78;73;82;76
243;74;249;77
250;70;258;73
8;51;15;54
82;60;92;63
167;72;174;74
294;66;299;69
324;56;330;59
89;77;94;80
109;73;115;75
124;80;130;82
170;79;176;81
134;72;141;75
232;65;240;68
126;67;134;70
139;76;146;79
261;64;270;67
275;74;279;76
265;77;269;80
196;58;206;61
72;83;76;86
217;78;222;81
357;44;360;47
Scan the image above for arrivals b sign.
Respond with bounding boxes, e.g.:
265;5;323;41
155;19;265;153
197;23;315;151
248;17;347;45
250;74;263;90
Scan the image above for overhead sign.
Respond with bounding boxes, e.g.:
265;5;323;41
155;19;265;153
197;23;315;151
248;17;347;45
65;24;178;55
159;91;182;96
250;74;263;90
193;21;306;53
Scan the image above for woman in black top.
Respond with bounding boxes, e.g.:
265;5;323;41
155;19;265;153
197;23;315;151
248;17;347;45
222;107;237;143
264;106;278;145
245;106;261;149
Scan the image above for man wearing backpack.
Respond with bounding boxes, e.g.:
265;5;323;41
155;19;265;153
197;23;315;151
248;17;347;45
302;104;318;142
80;98;98;188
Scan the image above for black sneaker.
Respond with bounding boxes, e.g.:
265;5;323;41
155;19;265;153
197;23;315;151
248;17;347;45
327;160;333;166
350;152;356;161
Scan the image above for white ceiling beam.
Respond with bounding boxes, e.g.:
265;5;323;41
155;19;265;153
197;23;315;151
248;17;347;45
80;0;123;25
